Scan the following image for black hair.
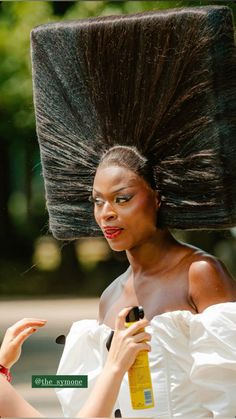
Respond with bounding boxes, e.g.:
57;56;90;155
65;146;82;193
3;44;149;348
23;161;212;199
31;6;236;239
98;145;156;191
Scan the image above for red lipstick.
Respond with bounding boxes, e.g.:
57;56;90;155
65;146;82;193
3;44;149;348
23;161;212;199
103;227;123;239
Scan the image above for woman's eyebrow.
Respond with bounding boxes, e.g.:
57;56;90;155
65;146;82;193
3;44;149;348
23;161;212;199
93;185;135;195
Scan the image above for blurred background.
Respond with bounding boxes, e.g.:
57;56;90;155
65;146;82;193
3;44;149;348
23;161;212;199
0;0;236;416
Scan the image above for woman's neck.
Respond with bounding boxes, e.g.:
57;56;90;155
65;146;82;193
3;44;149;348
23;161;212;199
126;229;180;277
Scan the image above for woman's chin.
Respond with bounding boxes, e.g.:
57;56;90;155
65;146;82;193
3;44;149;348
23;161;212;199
109;244;126;252
106;239;127;252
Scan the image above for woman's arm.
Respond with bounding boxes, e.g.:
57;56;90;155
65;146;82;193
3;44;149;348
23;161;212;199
0;375;44;418
77;307;151;418
0;318;47;418
0;309;151;418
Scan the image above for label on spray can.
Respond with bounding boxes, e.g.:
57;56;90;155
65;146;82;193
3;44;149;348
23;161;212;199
125;306;154;410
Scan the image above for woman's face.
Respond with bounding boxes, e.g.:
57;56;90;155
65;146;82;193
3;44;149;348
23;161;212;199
92;165;160;252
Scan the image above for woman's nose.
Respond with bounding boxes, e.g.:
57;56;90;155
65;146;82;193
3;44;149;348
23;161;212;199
101;202;117;221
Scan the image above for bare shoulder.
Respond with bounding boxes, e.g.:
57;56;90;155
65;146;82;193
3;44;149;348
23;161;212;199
98;267;130;323
188;254;236;313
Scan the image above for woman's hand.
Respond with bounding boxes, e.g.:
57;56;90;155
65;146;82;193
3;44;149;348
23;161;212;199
0;318;47;368
106;307;151;375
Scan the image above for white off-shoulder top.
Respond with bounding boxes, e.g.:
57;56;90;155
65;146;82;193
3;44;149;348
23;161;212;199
55;302;236;418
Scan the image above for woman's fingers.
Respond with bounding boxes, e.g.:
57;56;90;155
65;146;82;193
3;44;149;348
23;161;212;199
115;308;150;332
134;341;151;353
133;331;151;343
125;318;149;335
11;327;39;347
2;319;47;351
0;319;47;368
115;307;133;330
7;319;47;337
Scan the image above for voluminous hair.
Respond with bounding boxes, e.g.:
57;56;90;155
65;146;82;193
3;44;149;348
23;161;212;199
31;6;236;239
98;145;156;190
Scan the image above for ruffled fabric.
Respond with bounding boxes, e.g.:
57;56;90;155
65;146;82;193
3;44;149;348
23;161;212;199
56;302;236;418
189;303;236;417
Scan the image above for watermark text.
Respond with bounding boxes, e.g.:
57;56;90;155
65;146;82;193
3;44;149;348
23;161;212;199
32;375;88;388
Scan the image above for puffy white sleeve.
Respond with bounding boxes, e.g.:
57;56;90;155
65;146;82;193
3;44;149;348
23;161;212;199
189;302;236;418
55;319;110;418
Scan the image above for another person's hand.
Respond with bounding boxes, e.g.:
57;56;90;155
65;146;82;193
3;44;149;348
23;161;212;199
0;318;47;368
106;307;151;375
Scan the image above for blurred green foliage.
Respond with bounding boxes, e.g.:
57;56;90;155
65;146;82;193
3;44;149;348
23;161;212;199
0;1;235;296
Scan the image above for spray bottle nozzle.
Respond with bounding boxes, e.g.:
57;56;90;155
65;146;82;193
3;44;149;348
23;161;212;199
126;306;144;322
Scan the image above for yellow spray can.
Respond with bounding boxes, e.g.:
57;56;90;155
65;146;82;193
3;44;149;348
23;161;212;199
125;306;154;410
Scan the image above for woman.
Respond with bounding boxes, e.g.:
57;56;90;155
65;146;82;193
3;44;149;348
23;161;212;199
94;146;236;321
0;309;151;417
56;146;236;417
31;4;236;417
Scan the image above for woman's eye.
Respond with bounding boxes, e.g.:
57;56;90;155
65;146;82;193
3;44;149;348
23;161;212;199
89;195;132;205
115;195;132;204
95;198;104;206
89;196;104;206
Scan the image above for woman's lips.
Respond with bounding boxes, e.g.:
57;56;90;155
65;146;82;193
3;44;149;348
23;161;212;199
103;227;123;239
